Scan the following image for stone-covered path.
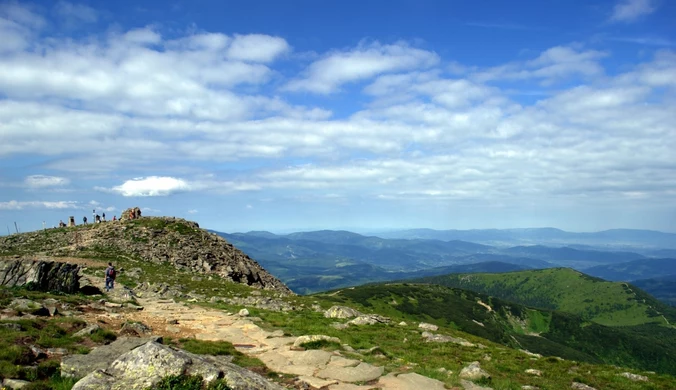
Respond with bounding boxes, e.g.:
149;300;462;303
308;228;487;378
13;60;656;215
91;294;453;390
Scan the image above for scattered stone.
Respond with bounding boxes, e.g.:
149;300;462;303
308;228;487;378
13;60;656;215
29;345;47;359
571;383;597;390
331;322;350;330
46;305;58;316
522;386;540;390
460;379;493;390
9;298;42;312
348;314;390;325
238;308;250;317
619;372;648;382
125;303;144;310
2;378;30;389
324;306;362;319
293;335;341;347
418;322;438;331
422;331;475;347
398;321;407;326
104;302;123;308
297;376;338;389
46;348;69;355
460;361;490;380
120;321;152;336
74;324;101;338
525;369;542;376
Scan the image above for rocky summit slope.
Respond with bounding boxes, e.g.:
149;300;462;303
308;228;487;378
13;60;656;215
0;212;291;294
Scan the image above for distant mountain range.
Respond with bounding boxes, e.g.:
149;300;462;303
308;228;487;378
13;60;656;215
212;228;676;297
374;227;676;250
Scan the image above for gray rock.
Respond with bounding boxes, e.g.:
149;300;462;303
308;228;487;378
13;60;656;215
2;378;30;389
61;336;162;378
422;331;475;347
0;323;24;331
120;321;151;336
72;341;285;390
460;361;490;380
348;314;390;325
461;379;493;390
73;324;101;338
525;369;542;376
104;302;122;308
0;259;80;293
238;308;250;317
324;305;362;319
9;298;42;312
571;383;597;390
619;372;648;382
29;345;47;359
418;322;438;331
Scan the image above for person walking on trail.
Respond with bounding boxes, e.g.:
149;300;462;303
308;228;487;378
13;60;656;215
105;262;116;292
102;212;106;222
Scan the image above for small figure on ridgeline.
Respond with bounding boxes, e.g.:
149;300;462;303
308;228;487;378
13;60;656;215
113;215;117;221
83;216;87;225
129;209;135;220
105;262;116;292
59;220;66;228
95;214;101;224
102;212;106;222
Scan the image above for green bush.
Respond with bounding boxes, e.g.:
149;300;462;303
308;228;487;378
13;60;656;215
89;329;117;343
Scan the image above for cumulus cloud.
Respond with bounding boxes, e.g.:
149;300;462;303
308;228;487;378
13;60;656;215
24;175;70;188
285;41;439;93
108;176;192;197
187;209;198;214
611;0;655;22
0;200;79;210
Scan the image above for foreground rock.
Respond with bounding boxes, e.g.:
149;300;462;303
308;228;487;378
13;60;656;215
324;306;362;319
0;258;80;293
460;361;490;380
72;341;284;390
62;337;161;378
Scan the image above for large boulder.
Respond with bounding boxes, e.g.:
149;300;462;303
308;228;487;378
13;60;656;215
62;337;161;378
72;341;284;390
0;259;80;293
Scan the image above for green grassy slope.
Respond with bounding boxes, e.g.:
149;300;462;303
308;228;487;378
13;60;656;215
411;268;676;326
314;283;676;375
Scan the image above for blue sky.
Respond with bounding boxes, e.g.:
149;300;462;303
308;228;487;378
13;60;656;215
0;0;675;234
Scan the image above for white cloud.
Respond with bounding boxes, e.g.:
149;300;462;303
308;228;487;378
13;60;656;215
611;0;655;22
0;200;79;210
54;1;97;23
285;41;439;93
24;175;70;188
226;34;290;62
187;209;198;214
109;176;192;197
473;46;607;84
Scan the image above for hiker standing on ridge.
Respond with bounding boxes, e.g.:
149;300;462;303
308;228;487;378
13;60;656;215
105;262;116;292
102;212;106;222
83;216;87;225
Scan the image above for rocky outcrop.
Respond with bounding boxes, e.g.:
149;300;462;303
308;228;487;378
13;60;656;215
0;214;291;294
72;341;284;390
0;259;80;293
